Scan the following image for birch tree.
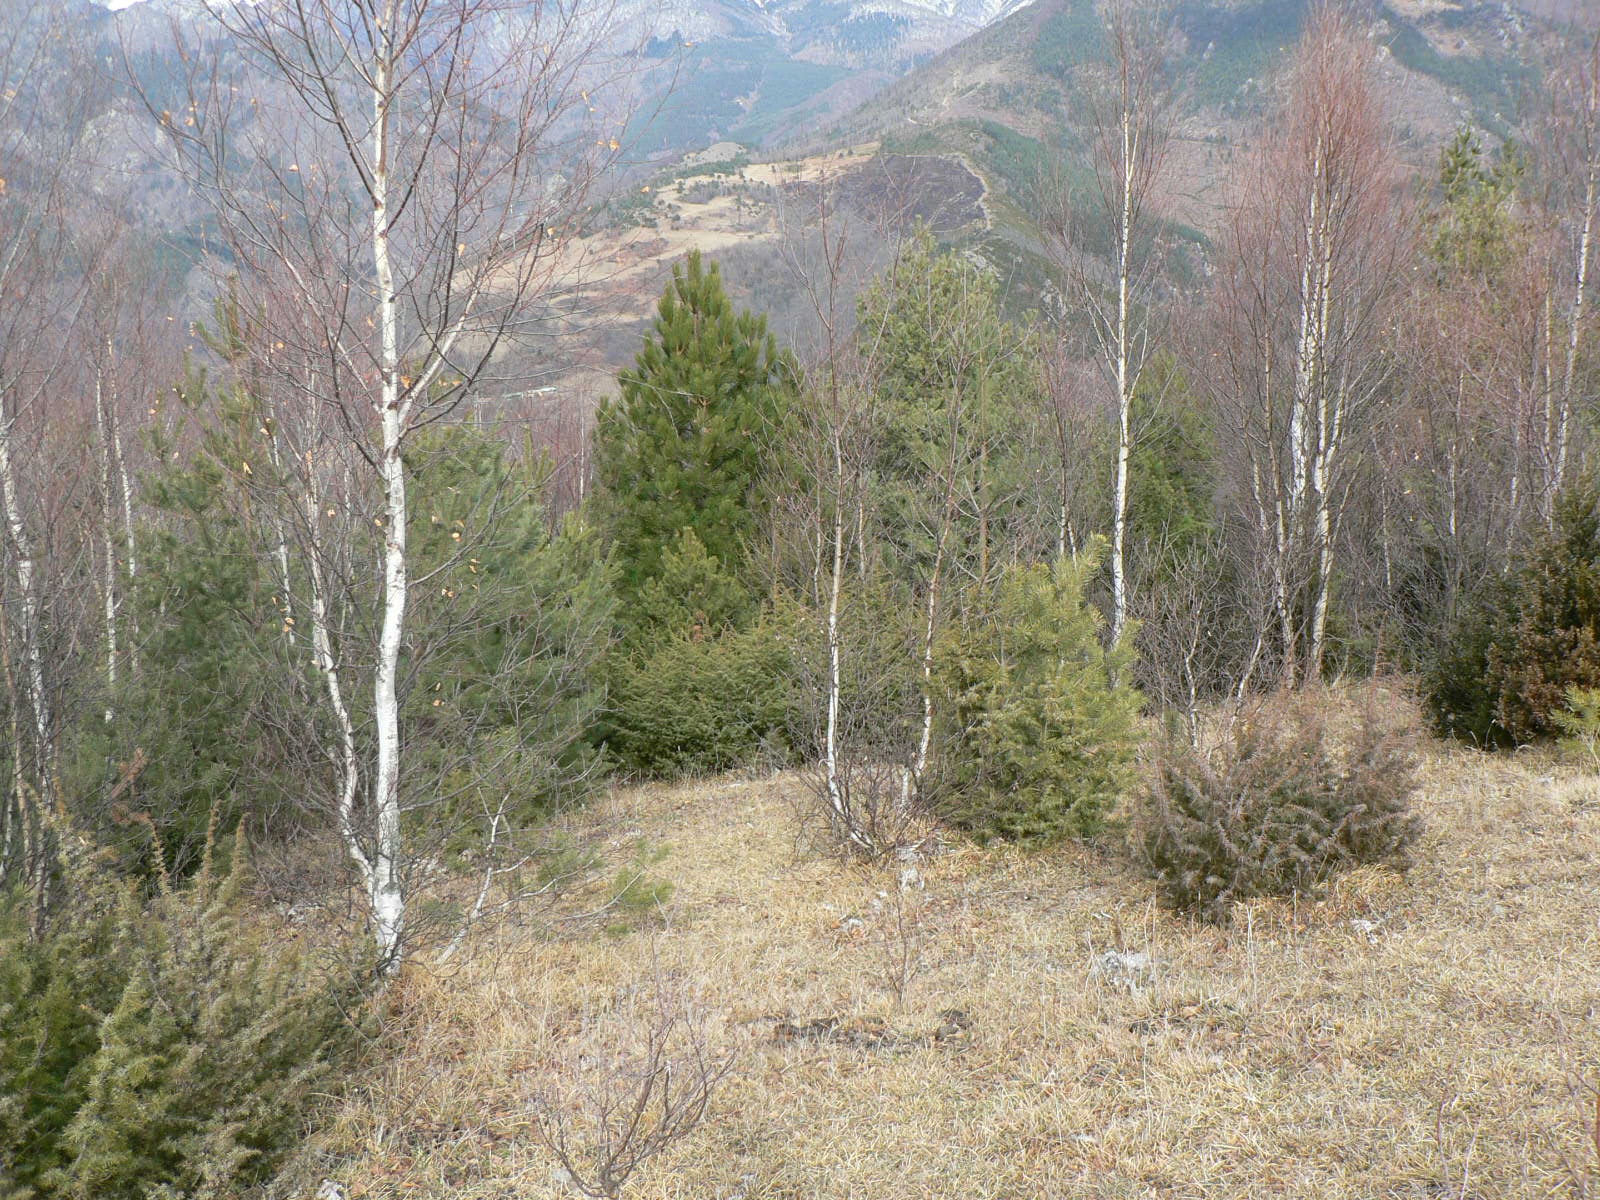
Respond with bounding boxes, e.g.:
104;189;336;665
84;251;160;722
1050;0;1176;643
776;175;899;855
0;0;96;895
1537;31;1600;523
1200;3;1409;686
143;0;626;969
858;229;1031;810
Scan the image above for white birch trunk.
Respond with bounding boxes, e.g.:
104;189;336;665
1308;455;1334;676
907;552;942;806
368;23;407;970
304;468;370;895
110;368;137;674
823;426;868;851
1557;160;1596;508
263;395;298;644
1305;238;1336;678
1262;337;1298;682
95;370;117;723
1541;291;1558;525
1290;140;1332;681
905;499;954;810
0;592;32;888
0;413;50;785
1109;98;1135;645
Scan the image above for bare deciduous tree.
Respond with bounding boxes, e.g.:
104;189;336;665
140;0;629;968
1043;0;1177;642
535;975;732;1200
0;0;100;900
1199;2;1410;687
1535;31;1600;523
777;172;903;856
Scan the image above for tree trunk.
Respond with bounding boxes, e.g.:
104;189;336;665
95;368;118;723
369;29;407;970
823;426;867;851
1110;96;1136;644
304;472;369;914
1557;160;1596;511
0;413;51;794
906;483;956;810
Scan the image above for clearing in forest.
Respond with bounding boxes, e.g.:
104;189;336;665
308;744;1600;1199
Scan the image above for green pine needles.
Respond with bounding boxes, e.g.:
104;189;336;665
1427;479;1600;747
1140;690;1423;922
594;249;796;614
0;831;370;1200
593;251;802;776
933;549;1143;843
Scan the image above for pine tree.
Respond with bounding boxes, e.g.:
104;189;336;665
1429;126;1522;279
855;226;1033;588
79;361;306;879
933;548;1143;843
593;251;795;617
852;227;1037;802
404;424;615;826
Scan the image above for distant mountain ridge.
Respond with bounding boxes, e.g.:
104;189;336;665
611;0;1038;155
40;0;1589;391
88;0;1040;156
802;0;1571;244
615;0;1035;50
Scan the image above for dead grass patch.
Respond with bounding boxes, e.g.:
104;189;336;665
292;746;1600;1199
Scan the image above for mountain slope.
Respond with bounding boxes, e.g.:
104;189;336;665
820;0;1549;213
517;0;1577;397
92;0;1041;158
617;0;1039;154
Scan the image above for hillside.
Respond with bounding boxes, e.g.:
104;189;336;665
493;141;996;404
290;724;1600;1198
529;0;1571;404
55;0;1584;419
8;1;1600;1197
815;0;1550;224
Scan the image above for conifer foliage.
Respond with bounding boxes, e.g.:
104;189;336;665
593;253;802;776
1140;691;1422;921
933;550;1142;843
1427;480;1600;746
594;250;795;615
0;832;368;1200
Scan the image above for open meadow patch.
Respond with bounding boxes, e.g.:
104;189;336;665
303;745;1600;1199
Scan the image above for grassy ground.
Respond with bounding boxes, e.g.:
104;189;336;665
304;734;1600;1199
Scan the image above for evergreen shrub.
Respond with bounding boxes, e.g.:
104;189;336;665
0;834;368;1200
1427;481;1600;747
933;552;1143;843
604;602;808;777
1139;690;1423;922
0;877;125;1199
1554;685;1600;768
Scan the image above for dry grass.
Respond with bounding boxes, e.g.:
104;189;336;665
298;738;1600;1199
